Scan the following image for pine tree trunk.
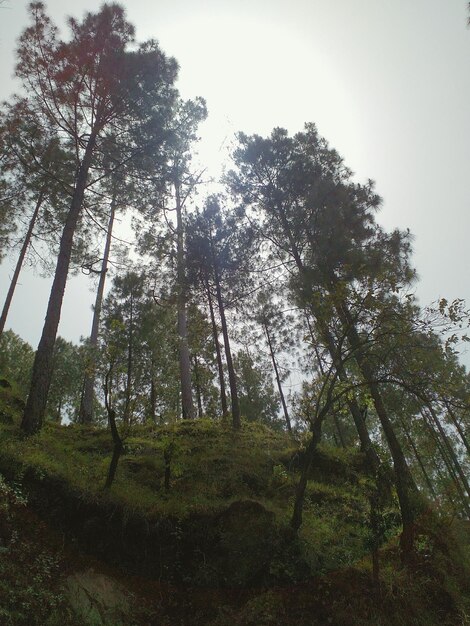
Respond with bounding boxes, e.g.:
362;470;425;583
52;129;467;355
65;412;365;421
263;321;292;433
336;301;420;559
280;211;384;478
291;416;323;531
193;355;204;418
444;401;470;456
322;322;385;481
273;204;396;530
432;458;459;512
213;262;241;429
21;133;97;435
150;374;157;423
205;276;228;418
398;413;437;498
123;291;133;425
307;312;384;476
0;188;45;337
79;195;116;423
333;412;346;448
104;406;123;490
175;180;195;419
426;404;470;501
422;410;470;517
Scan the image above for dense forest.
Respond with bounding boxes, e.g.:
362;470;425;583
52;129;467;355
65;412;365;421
0;3;470;625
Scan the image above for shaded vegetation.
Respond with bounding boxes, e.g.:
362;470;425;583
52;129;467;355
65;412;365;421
0;384;469;624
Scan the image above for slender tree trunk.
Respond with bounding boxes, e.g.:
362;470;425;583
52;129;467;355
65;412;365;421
123;291;133;425
444;401;470;456
301;249;383;483
426;404;470;501
213;262;241;429
205;276;228;417
79;195;116;423
291;371;342;532
304;312;317;351
422;410;470;517
150;372;157;423
273;204;395;529
22;132;97;435
307;311;382;470
322;323;385;480
104;363;123;489
336;301;419;559
0;188;45;337
193;355;204;418
332;412;346;448
398;413;437;498
291;415;323;531
175;180;195;419
432;458;459;513
104;406;123;489
295;221;388;492
263;321;292;433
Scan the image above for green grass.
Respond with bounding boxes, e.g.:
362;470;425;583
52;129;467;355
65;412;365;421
0;417;299;518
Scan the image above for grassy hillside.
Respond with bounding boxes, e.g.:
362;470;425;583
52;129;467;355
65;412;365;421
1;382;470;625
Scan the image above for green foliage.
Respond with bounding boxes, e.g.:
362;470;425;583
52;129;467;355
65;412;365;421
234;349;282;428
0;331;34;399
0;382;25;425
46;338;84;423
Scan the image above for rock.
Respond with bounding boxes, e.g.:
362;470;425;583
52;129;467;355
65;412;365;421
64;568;134;626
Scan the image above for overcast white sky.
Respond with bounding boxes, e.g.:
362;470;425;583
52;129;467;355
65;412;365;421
1;0;469;355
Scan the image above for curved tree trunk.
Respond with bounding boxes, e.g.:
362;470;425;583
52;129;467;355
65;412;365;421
337;301;420;559
274;203;396;533
279;209;384;478
307;312;384;476
321;322;386;482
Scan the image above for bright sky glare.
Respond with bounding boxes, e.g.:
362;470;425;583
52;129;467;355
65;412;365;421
0;0;469;358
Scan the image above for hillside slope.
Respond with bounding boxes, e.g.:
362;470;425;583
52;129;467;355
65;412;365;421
0;384;469;625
